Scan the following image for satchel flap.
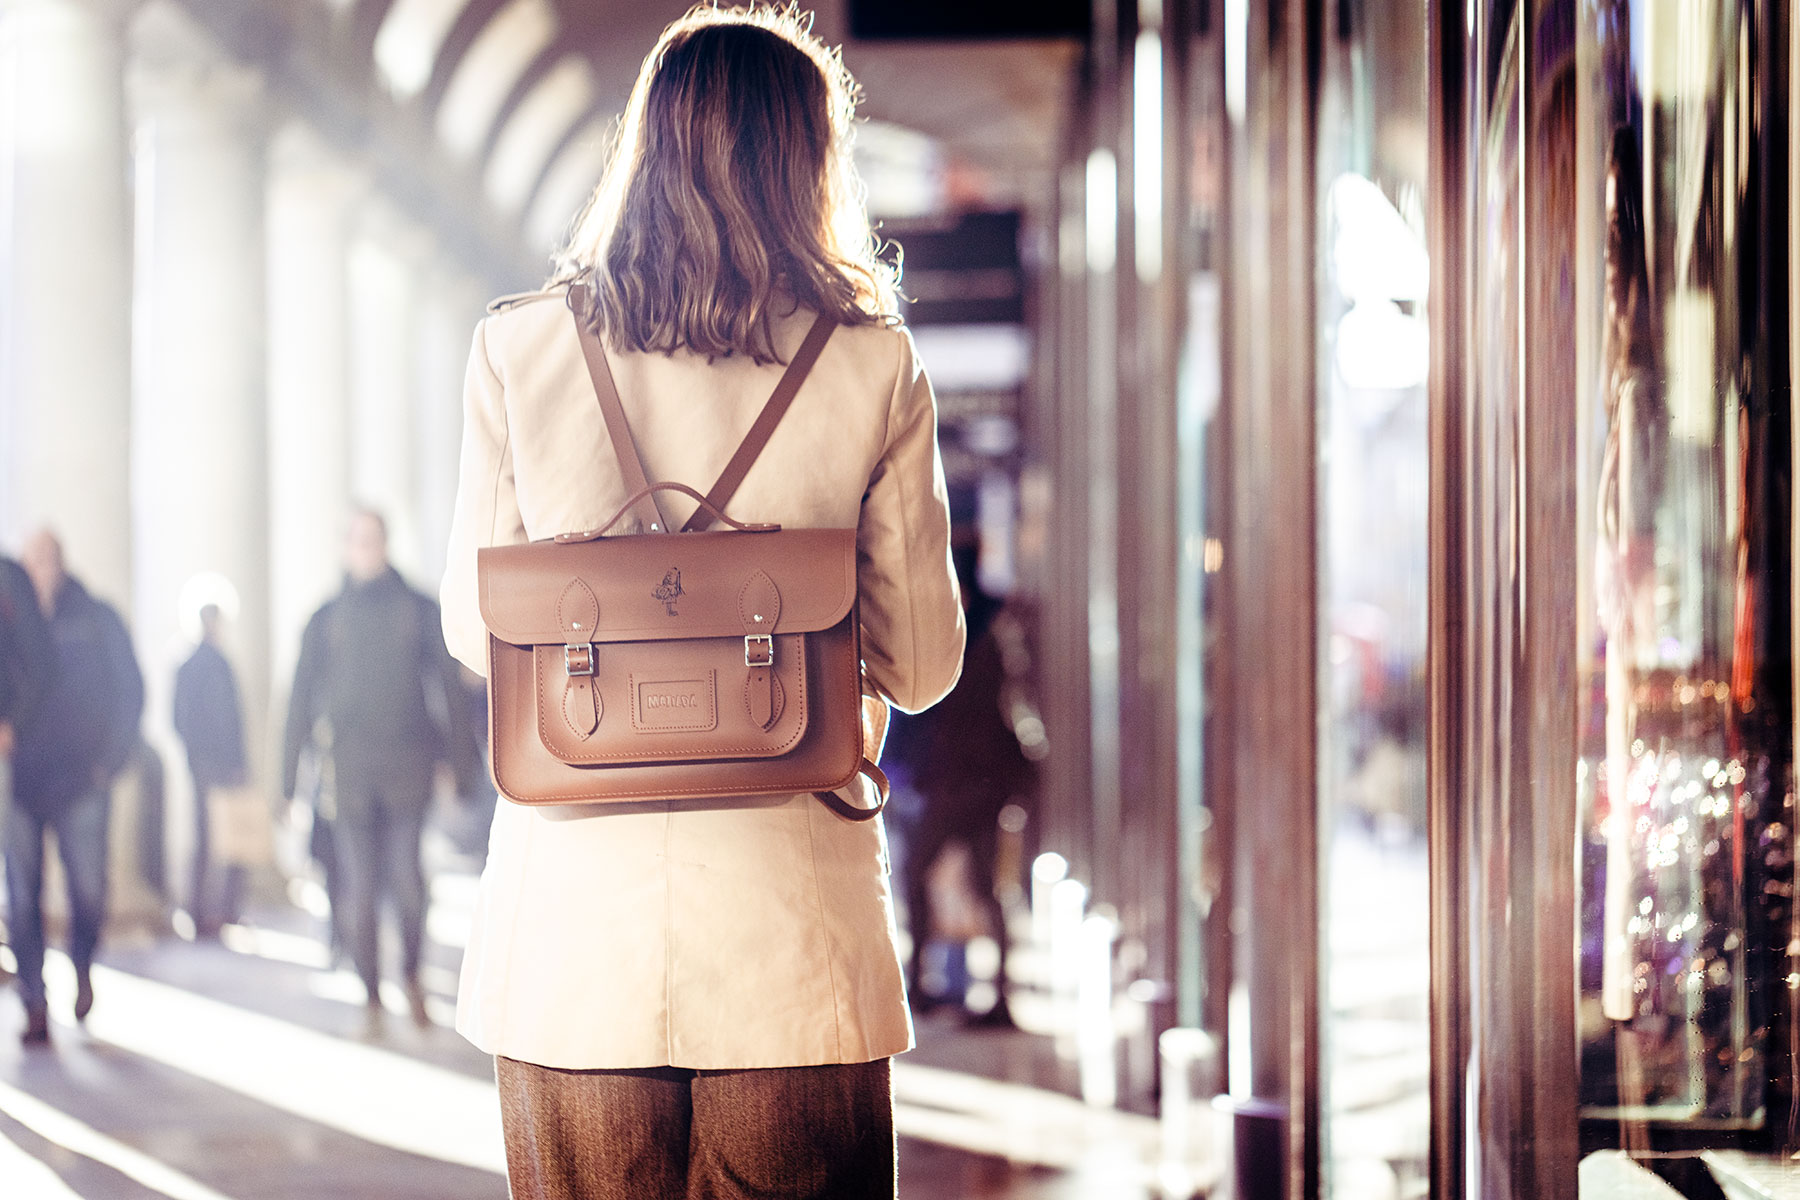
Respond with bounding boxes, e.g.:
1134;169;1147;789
477;527;855;646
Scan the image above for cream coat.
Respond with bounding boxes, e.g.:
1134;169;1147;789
440;286;965;1070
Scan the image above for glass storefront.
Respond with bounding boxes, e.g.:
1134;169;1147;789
1040;2;1797;1195
1442;0;1799;1195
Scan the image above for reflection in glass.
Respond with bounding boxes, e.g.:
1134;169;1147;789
1574;0;1792;1162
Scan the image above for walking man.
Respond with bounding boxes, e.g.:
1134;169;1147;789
0;551;55;990
173;603;250;936
283;509;478;1032
7;531;144;1043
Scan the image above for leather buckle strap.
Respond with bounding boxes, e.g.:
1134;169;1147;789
743;634;773;668
563;644;595;677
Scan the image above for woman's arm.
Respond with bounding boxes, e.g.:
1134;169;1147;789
856;328;966;714
441;318;527;676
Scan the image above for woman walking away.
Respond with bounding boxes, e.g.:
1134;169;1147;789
439;7;965;1198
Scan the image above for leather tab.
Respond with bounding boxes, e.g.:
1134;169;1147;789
739;570;783;729
557;577;602;739
563;676;601;738
738;570;782;632
745;666;784;730
558;578;600;637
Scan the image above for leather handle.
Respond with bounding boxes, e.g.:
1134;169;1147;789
815;758;891;822
557;482;783;544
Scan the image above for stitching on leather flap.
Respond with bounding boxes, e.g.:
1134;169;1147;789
477;529;854;645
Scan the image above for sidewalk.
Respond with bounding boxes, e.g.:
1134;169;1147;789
0;868;1165;1198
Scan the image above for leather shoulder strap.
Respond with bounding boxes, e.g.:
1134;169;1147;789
569;287;671;534
682;313;836;532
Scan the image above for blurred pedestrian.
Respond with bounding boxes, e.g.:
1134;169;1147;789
0;552;55;990
172;603;249;935
895;545;1037;1025
439;10;964;1198
7;530;144;1044
0;552;54;818
283;509;478;1033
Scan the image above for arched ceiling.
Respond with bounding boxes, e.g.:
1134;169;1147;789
350;0;1077;247
175;0;1075;277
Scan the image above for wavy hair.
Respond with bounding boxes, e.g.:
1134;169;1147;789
554;6;898;363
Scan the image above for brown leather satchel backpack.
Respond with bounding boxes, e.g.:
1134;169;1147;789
476;288;889;818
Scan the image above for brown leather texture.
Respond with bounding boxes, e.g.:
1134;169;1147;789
478;528;865;806
473;294;887;814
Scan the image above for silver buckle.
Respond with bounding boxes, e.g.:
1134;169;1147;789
744;634;773;668
564;644;595;677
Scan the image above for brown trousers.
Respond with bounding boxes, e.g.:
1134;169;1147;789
495;1056;895;1200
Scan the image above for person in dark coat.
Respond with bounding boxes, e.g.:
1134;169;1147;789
8;530;144;1044
893;545;1038;1025
0;552;55;993
0;552;55;804
282;509;478;1032
173;604;249;935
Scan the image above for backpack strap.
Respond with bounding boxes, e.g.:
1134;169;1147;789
567;284;835;536
682;313;836;532
568;285;672;535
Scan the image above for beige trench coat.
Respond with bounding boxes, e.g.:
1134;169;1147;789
440;285;965;1071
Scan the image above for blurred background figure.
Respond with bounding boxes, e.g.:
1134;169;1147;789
6;530;144;1044
0;550;54;812
172;602;249;937
282;509;478;1034
0;550;54;991
892;541;1037;1025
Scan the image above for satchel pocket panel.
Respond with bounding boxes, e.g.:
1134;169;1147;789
532;633;808;765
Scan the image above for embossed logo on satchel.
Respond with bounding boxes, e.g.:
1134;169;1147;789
652;567;684;616
633;672;717;733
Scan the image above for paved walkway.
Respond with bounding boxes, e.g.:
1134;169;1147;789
0;878;1161;1199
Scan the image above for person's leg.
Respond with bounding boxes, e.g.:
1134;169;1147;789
379;780;430;979
378;786;430;1026
0;756;11;987
311;813;345;962
903;810;952;1007
688;1059;894;1200
968;815;1013;1024
53;786;110;1021
188;770;212;932
218;863;247;927
330;777;383;1009
2;800;49;1037
495;1056;691;1200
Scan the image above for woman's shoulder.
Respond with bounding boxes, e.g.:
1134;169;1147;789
482;284;574;337
813;313;915;383
486;282;569;316
475;285;583;378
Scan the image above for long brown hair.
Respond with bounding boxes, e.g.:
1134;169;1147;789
555;6;897;363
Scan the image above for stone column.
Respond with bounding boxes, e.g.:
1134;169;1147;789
267;122;363;704
0;0;133;608
413;265;487;588
128;0;268;918
346;201;430;580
